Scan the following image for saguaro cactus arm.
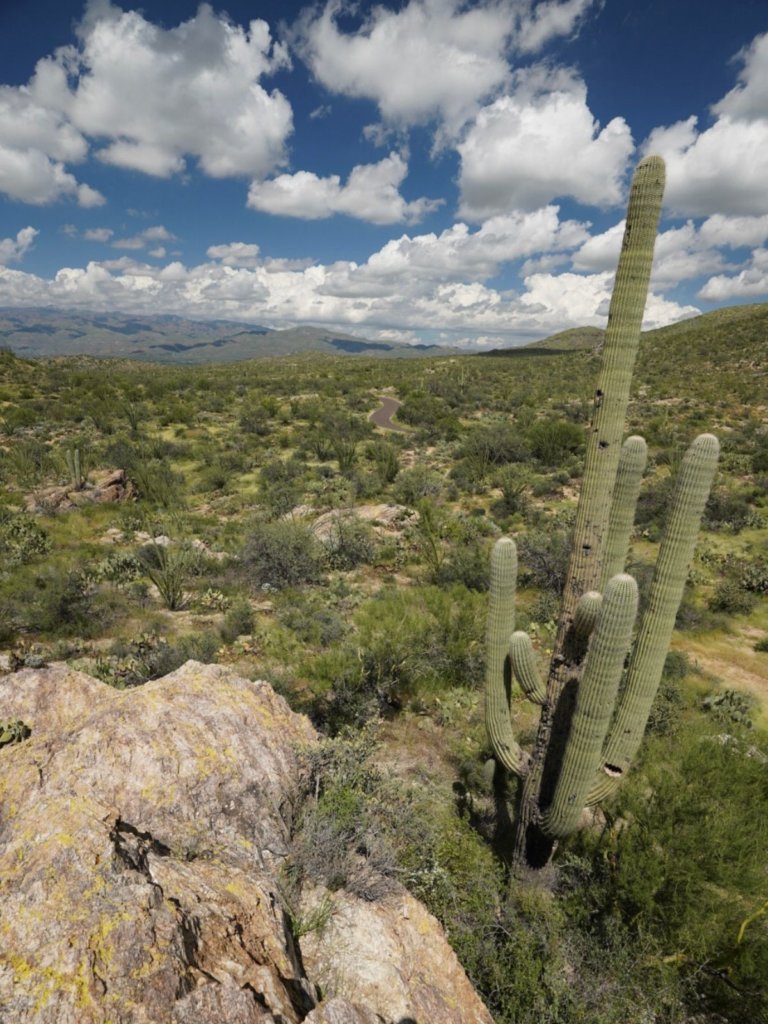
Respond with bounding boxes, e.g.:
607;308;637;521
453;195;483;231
590;432;720;802
485;538;525;775
600;435;647;587
509;631;546;705
544;574;639;838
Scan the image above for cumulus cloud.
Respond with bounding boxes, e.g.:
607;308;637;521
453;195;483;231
573;219;730;287
699;248;768;300
207;242;262;268
0;227;39;265
0;204;696;343
458;66;633;219
247;153;442;224
295;0;597;137
643;32;768;217
30;0;293;181
112;225;176;251
0;85;104;206
83;227;114;242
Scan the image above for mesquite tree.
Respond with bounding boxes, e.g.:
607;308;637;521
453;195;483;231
485;155;720;869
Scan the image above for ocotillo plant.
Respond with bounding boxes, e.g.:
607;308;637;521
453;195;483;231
484;155;720;869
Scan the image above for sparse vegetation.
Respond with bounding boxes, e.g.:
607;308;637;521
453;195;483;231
0;288;766;1021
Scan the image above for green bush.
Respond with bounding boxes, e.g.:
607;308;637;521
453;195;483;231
324;513;376;570
355;584;485;705
219;597;255;643
566;722;768;1022
241;520;324;590
708;576;757;615
517;529;571;595
527;418;585;467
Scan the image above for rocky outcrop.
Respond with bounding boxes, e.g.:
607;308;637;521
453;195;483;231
25;468;133;513
0;662;493;1024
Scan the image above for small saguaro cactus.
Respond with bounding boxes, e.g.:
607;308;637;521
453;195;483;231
65;447;84;491
484;155;720;869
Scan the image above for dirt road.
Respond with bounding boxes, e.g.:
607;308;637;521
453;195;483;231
369;395;408;432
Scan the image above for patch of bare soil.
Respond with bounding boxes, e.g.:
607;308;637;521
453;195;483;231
674;629;768;706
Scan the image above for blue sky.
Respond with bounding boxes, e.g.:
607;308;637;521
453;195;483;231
1;0;768;347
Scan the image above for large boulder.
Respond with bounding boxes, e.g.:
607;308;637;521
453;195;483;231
0;662;493;1024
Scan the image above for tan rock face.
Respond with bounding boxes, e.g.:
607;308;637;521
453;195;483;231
0;662;492;1024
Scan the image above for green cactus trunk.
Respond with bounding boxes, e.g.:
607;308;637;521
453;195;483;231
544;574;638;838
589;432;720;802
482;155;718;870
510;155;666;868
484;538;524;775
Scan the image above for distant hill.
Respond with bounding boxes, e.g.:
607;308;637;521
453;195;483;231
478;303;768;369
524;326;605;352
0;308;455;362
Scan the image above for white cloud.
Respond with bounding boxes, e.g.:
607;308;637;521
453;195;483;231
83;227;114;242
643;32;768;217
458;66;633;219
517;0;596;52
0;75;102;207
0;227;39;265
295;0;597;137
0;201;702;343
699;248;768;300
573;219;728;286
247;153;441;224
112;225;175;250
713;32;768;122
0;141;105;207
0;247;698;340
30;1;293;181
698;213;768;249
207;242;262;268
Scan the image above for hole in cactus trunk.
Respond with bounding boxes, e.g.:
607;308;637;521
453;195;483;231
603;763;623;777
598;440;609;449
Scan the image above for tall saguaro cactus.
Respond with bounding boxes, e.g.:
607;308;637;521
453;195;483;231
484;156;720;868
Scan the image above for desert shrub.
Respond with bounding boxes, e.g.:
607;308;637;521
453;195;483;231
392;465;444;506
219;597;255;643
0;439;54;489
138;543;198;610
0;510;51;566
275;591;347;647
355;584;485;705
703;488;754;533
259;457;304;518
324;513;376;570
517;529;571;595
21;566;116;638
398;392;460;441
367;440;400;484
566;722;768;1022
708;576;757;615
241;520;324;590
289;732;399;900
99;630;220;687
645;651;689;735
457;423;531;473
701;688;756;728
493;464;531;516
302;646;377;734
526;418;585;467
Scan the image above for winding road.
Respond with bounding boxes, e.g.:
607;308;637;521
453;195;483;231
369;395;408;432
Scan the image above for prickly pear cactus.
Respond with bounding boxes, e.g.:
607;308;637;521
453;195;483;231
484;155;720;869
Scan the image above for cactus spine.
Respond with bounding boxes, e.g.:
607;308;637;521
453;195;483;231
483;155;719;868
